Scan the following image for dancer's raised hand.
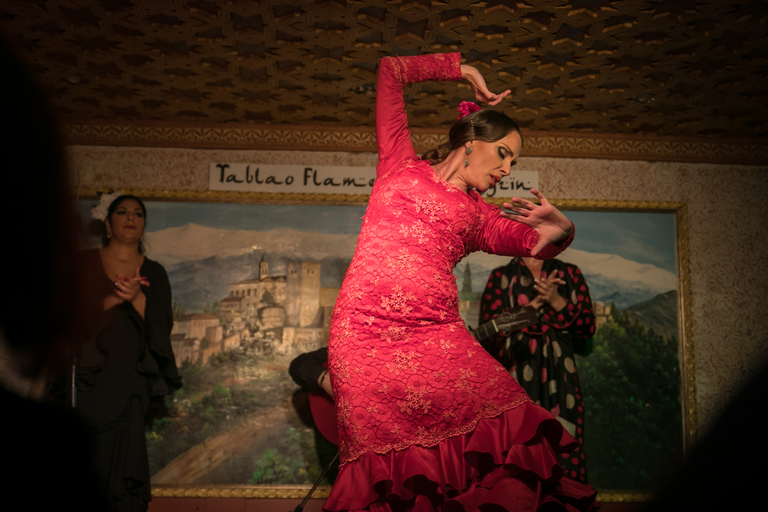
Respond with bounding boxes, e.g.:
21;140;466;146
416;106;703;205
460;65;510;106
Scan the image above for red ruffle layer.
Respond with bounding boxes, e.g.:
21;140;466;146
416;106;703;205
323;401;596;512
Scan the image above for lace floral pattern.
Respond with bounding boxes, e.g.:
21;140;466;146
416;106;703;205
329;157;542;463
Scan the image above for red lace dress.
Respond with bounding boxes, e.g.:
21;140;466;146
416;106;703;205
325;53;595;512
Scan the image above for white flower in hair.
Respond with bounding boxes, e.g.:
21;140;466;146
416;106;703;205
91;191;124;222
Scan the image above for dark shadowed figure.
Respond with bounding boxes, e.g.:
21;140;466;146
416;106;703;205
0;35;107;511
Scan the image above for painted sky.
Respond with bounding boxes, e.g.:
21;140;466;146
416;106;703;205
564;211;676;274
79;200;367;235
79;200;676;274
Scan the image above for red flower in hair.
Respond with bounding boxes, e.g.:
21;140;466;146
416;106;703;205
457;101;481;120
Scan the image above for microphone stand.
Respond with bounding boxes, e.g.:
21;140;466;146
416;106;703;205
292;451;339;512
68;355;78;408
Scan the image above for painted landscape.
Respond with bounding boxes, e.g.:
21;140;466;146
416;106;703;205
78;201;683;490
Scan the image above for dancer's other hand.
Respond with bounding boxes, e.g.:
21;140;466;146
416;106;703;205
501;189;572;256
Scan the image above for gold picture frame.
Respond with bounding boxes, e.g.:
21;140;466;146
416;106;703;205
79;189;692;503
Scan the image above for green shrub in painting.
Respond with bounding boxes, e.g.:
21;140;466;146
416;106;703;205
577;306;683;489
249;427;322;485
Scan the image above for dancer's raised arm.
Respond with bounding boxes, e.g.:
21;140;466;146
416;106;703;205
375;54;462;177
473;189;574;259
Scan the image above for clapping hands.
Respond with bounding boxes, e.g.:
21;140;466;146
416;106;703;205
114;267;149;302
529;269;567;311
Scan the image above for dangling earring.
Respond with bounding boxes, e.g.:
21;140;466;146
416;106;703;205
464;145;472;168
106;224;112;238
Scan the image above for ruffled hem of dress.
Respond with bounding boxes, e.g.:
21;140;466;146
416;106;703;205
323;401;596;512
340;392;530;465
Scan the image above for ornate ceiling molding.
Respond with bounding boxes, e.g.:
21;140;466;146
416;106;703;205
64;121;768;165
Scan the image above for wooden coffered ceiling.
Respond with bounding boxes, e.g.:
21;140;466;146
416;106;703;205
1;0;767;158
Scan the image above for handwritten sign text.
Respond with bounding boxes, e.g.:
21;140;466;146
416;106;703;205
209;163;538;197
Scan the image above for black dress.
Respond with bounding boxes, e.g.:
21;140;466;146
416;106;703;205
69;249;181;511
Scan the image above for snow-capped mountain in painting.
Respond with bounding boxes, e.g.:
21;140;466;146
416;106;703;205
453;248;676;310
145;224;676;312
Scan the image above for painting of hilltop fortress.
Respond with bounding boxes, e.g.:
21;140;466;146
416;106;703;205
171;255;343;369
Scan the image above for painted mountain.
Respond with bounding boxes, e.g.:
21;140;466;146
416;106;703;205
625;289;679;341
454;247;677;310
145;224;677;314
145;224;356;311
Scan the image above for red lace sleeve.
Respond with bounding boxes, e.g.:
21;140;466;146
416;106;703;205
536;221;575;259
472;198;575;259
375;53;462;178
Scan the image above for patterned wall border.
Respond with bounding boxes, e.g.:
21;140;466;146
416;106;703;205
65;122;768;165
150;486;652;502
77;188;372;207
82;189;692;503
152;485;331;499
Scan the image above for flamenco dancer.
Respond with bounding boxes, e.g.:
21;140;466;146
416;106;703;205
324;53;596;511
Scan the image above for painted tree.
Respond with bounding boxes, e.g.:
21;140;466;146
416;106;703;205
577;306;683;489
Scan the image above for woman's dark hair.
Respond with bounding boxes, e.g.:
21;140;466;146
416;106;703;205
102;194;148;254
422;109;522;164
